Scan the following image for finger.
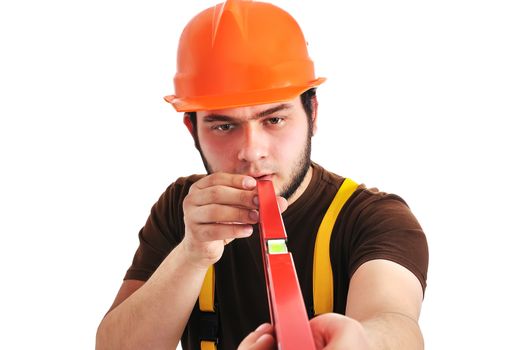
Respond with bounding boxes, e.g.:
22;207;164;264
310;313;345;348
190;185;258;209
238;324;275;350
192;204;259;225
193;223;254;242
193;173;257;192
250;334;275;350
310;313;364;349
238;324;270;346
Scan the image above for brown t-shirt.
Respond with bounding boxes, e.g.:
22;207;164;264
125;162;428;350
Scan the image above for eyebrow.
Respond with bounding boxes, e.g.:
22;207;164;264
202;103;292;123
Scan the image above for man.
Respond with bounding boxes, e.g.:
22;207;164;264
96;1;428;349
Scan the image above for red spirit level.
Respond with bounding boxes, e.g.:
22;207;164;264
256;180;316;350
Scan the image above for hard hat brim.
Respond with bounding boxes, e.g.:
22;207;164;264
164;78;326;112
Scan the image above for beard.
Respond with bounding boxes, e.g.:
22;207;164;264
195;133;312;200
277;137;311;199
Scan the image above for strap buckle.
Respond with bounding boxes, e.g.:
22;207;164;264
199;311;219;343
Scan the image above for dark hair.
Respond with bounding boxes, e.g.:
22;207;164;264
186;88;317;132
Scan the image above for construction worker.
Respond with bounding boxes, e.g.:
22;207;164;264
96;1;428;349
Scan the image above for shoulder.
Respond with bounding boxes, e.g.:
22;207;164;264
148;173;206;222
352;186;410;214
312;162;345;189
172;173;206;192
349;186;420;231
312;164;428;291
339;186;428;292
140;173;206;245
159;174;206;203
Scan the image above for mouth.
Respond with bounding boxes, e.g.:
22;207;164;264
253;174;274;181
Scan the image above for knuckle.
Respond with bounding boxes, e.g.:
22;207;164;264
208;173;223;187
238;208;253;224
237;208;244;223
244;191;255;207
200;228;212;241
232;175;240;188
209;187;220;203
195;224;221;242
202;244;220;261
188;181;200;193
183;187;199;207
234;175;247;189
206;174;217;187
231;224;238;237
182;197;198;220
182;195;191;209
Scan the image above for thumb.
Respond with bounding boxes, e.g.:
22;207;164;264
276;196;288;213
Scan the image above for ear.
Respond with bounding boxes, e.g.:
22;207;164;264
311;94;319;136
184;113;201;149
183;113;194;135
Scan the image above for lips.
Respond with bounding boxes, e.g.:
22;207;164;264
253;174;274;181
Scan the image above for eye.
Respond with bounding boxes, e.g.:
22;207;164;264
267;117;283;125
212;124;235;132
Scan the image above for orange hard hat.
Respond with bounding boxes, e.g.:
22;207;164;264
164;0;325;112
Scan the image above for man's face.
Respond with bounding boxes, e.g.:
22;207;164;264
189;96;316;200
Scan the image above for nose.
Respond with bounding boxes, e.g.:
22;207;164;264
237;124;268;163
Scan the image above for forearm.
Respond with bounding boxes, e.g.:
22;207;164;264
361;312;424;350
96;243;208;350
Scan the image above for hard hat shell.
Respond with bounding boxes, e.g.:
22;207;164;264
164;0;325;112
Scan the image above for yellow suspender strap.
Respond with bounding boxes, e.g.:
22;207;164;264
313;178;359;315
199;265;215;312
199;265;217;350
200;340;217;350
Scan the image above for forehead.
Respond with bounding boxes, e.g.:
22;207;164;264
196;96;303;120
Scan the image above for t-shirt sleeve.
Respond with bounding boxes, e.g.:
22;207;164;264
124;181;186;281
348;194;429;293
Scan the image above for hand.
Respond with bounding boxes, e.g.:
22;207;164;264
310;313;369;349
181;173;288;269
239;314;369;350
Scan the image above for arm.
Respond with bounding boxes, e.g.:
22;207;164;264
344;259;424;350
342;195;427;349
96;245;209;349
239;259;424;350
96;173;268;350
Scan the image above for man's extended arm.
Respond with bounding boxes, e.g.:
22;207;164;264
239;259;424;350
96;244;209;349
343;258;424;350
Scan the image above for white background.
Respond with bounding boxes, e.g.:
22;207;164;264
1;0;526;349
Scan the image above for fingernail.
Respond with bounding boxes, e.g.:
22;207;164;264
243;177;256;189
256;334;273;344
253;195;259;206
256;323;270;332
242;226;253;236
249;210;259;221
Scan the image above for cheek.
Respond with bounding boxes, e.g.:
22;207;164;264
273;127;307;160
199;134;238;164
